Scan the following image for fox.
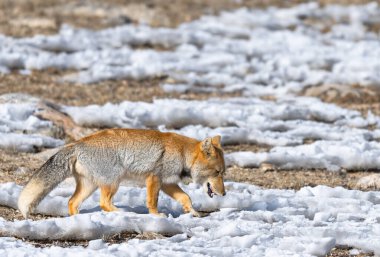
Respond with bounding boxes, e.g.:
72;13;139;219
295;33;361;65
18;129;226;219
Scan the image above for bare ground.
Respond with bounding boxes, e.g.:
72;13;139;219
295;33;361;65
0;70;242;106
327;246;374;257
2;0;374;38
4;231;169;248
0;0;379;255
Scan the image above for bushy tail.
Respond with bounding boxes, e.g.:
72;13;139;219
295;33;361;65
18;146;75;218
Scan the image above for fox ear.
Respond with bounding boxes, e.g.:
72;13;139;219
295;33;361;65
211;135;222;149
201;137;214;157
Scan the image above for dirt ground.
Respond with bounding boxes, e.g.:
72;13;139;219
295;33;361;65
1;0;374;38
327;246;374;257
0;70;243;106
0;0;379;255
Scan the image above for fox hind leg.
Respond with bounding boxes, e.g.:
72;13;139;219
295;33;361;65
100;184;120;212
146;174;166;217
68;175;97;215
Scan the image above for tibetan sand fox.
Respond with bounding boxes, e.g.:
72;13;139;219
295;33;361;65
18;129;226;218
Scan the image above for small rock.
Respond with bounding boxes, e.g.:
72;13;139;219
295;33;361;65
260;163;276;172
338;168;347;177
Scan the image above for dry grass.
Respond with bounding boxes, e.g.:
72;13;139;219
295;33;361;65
0;149;41;185
226;166;379;191
103;231;168;244
0;0;375;37
0;70;242;106
12;231;168;249
327;246;374;257
0;206;54;222
0;0;335;38
16;238;89;248
302;84;380;116
223;144;272;154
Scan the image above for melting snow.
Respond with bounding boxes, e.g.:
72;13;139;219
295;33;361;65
0;3;379;94
0;182;380;256
1;2;380;256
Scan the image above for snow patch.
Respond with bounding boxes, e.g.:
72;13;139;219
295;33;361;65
1;182;380;256
0;3;379;94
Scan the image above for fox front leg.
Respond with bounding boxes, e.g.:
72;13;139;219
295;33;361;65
145;174;167;217
161;184;205;217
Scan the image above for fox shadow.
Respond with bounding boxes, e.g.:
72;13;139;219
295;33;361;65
81;205;184;218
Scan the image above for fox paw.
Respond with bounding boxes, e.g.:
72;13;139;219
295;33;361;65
151;212;167;218
101;205;120;212
190;209;208;218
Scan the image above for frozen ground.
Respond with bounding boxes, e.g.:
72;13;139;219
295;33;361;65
0;3;380;171
1;2;380;256
1;3;380;95
0;181;380;256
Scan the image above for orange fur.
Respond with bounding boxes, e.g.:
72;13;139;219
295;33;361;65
145;174;162;215
68;175;96;215
100;184;119;212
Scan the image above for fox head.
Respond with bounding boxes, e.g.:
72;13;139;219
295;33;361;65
191;135;226;198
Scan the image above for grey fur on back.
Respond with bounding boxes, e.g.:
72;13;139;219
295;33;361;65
75;138;185;185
